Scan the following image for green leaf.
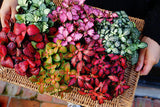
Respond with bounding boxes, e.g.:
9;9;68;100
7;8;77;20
45;0;51;4
18;0;27;5
39;69;46;75
46;56;52;64
59;47;67;53
29;76;38;83
44;9;50;15
64;62;70;72
53;54;61;62
34;10;41;17
125;49;132;54
60;84;68;91
40;3;46;11
118;28;123;35
38;49;44;58
16;6;21;11
38;76;45;83
131;51;139;65
26;13;35;22
31;41;37;49
45;78;52;84
46;85;54;92
42;16;48;22
120;36;126;42
64;74;70;82
54;82;60;89
15;14;26;24
32;0;41;4
128;44;138;51
28;6;37;12
55;76;62;82
123;28;130;36
42;22;48;32
39;85;45;94
69;45;77;53
138;42;148;49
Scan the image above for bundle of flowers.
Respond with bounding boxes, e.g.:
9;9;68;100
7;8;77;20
0;0;147;104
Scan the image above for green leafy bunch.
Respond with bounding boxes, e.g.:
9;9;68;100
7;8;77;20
29;40;76;94
97;11;148;65
15;0;56;33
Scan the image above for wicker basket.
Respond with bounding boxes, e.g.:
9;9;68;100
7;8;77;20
0;0;145;107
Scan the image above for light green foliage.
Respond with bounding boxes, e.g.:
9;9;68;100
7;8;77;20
15;0;56;33
97;11;148;65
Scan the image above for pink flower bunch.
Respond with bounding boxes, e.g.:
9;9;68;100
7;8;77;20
48;0;118;46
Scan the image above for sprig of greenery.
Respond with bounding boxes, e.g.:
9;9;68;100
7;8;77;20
15;0;56;33
97;11;148;65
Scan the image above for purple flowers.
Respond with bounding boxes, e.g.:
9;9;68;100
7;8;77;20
49;0;118;46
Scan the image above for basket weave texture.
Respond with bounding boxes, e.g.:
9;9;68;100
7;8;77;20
0;0;145;107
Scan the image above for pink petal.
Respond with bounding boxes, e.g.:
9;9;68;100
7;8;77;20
107;18;113;22
67;23;74;33
66;36;72;42
70;33;75;37
86;21;94;29
62;2;68;8
61;41;68;46
57;34;64;40
58;26;64;34
87;29;94;36
105;10;110;14
61;9;67;13
96;18;104;23
74;33;83;41
78;0;85;5
71;9;78;15
67;11;73;21
63;29;69;38
72;15;79;20
63;0;69;3
73;5;81;11
49;12;58;22
60;13;67;23
52;10;57;15
48;13;53;19
93;9;99;16
80;22;85;27
79;22;85;31
88;17;94;22
99;11;104;17
78;26;85;31
80;10;84;14
81;14;86;19
73;21;79;26
83;18;89;23
92;34;100;40
84;5;89;11
85;37;91;44
112;13;119;18
53;37;58;43
56;6;61;12
69;41;75;45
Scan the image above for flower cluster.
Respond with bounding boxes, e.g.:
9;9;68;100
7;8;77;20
48;0;118;46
